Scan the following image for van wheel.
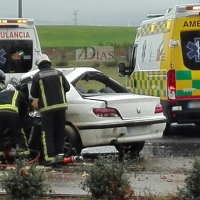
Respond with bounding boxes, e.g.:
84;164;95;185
163;123;171;136
115;141;145;158
64;125;80;157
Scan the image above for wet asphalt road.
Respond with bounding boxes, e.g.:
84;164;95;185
142;123;200;158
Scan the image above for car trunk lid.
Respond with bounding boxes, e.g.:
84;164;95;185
84;94;160;119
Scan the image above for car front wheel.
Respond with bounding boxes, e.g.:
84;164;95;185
115;141;145;158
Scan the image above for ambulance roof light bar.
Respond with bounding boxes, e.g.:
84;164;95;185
186;5;200;11
177;4;200;12
0;19;34;25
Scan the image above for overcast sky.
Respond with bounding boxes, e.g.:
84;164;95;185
1;0;198;26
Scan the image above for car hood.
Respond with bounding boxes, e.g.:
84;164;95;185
83;93;161;119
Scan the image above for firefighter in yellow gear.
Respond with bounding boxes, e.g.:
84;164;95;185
30;54;70;166
0;70;30;163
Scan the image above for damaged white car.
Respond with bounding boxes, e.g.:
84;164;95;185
19;67;166;157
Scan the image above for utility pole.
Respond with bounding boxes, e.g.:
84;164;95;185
73;10;79;26
18;0;23;18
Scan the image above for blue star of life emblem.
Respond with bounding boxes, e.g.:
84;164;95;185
187;38;200;62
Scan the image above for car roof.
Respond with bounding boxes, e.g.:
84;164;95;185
20;67;101;82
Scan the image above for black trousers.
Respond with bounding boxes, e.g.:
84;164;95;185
0;111;28;154
27;123;44;160
41;110;66;161
28;124;42;151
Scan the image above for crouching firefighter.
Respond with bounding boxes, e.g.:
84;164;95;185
0;70;30;163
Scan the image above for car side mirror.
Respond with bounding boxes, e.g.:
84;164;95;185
118;62;132;76
118;62;126;77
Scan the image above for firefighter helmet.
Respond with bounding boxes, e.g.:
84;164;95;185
35;53;51;66
6;77;20;90
0;70;6;82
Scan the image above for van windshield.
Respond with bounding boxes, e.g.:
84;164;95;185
0;40;33;73
181;31;200;70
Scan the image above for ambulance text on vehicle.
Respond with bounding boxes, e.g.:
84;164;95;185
0;18;42;80
118;3;200;133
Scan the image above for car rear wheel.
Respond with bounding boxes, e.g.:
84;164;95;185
115;141;145;158
163;122;171;136
64;125;80;157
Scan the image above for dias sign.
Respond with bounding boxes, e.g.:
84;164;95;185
76;46;114;62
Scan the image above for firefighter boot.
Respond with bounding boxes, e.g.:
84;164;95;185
10;146;31;161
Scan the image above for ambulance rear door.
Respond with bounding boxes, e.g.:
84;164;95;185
174;7;200;103
0;19;41;80
171;5;200;122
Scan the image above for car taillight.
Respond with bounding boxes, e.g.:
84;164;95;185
154;103;163;114
167;69;176;103
93;108;119;117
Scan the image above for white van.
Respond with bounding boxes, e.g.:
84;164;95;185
0;18;42;80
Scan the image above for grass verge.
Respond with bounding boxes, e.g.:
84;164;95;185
36;25;136;48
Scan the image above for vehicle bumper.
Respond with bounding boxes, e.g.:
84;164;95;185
78;121;166;147
75;115;166;130
162;99;200;124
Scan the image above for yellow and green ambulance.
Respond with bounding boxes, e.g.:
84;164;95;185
118;3;200;133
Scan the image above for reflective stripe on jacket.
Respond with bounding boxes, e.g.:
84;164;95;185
30;66;70;113
0;90;19;113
